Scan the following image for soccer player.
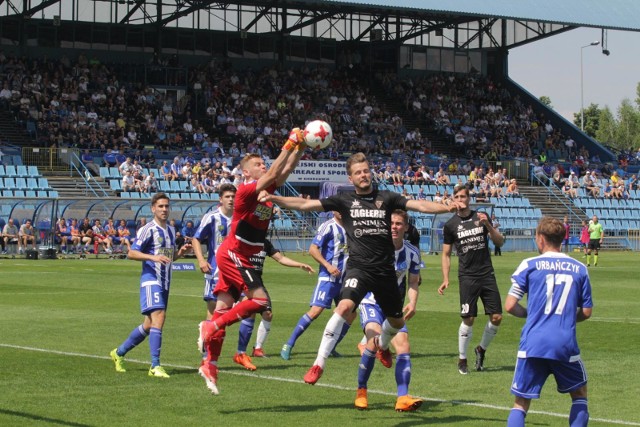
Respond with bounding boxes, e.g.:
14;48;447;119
438;184;505;375
263;152;459;388
198;128;307;395
235;238;315;367
586;215;603;267
280;211;350;361
355;210;423;412
110;193;192;378
505;217;593;426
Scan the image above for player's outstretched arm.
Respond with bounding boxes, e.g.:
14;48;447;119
256;128;305;193
405;199;460;214
272;252;315;274
264;194;324;212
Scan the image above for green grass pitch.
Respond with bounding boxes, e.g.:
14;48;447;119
0;251;638;426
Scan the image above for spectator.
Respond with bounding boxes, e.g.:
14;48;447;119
122;171;137;192
81;149;100;176
19;219;36;253
2;218;20;254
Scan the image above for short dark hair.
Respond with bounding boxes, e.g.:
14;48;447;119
346;152;368;175
218;183;237;197
391;209;408;225
536;217;565;247
151;192;170;206
453;184;469;196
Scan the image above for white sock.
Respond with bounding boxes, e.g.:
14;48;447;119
314;313;345;368
478;321;499;350
459;322;473;359
255;320;270;349
360;335;367;345
379;319;400;350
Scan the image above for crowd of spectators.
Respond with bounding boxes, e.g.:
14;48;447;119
2;50;640;201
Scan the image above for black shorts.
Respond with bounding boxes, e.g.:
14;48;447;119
588;239;600;250
459;274;502;318
341;266;403;319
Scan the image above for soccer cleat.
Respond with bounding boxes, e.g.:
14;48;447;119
395;395;423;412
148;365;170;378
251;347;267;358
197;321;206;358
233;352;257;371
376;348;393;369
303;365;324;385
357;342;366;356
373;335;393;368
586;264;590;267
458;358;469;375
280;344;292;360
198;361;219;395
355;388;368;410
474;346;486;371
110;348;126;373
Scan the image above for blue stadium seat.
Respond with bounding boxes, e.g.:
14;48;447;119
27;166;40;177
110;180;122;191
4;165;17;177
15;178;27;190
27;177;38;190
26;190;37;198
0;165;5;176
16;165;28;177
13;190;25;198
37;190;48;198
170;181;181;192
38;178;50;190
2;190;12;197
4;178;15;189
159;181;171;192
100;167;110;178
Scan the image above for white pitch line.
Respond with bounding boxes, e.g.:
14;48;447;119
0;343;638;426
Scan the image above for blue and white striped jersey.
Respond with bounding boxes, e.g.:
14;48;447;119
312;218;348;283
132;220;176;291
193;208;231;281
509;252;593;362
361;240;421;305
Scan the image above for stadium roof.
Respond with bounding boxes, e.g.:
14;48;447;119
1;0;638;49
320;0;640;32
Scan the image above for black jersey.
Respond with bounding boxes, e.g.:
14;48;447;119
442;210;494;278
321;189;408;269
248;239;280;273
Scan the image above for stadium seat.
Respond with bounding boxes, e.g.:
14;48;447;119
0;165;5;176
26;190;36;198
4;165;17;177
38;178;50;190
27;177;38;190
4;178;15;189
37;190;48;198
16;165;28;177
15;178;27;190
27;166;40;177
100;167;110;178
13;190;25;198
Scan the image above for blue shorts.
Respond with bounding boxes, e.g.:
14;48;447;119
510;357;588;399
358;303;408;333
203;276;217;302
309;279;342;309
140;283;170;315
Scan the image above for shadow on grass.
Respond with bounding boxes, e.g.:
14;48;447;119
0;408;92;427
217;401;506;425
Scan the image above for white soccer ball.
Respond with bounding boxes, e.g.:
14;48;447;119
304;120;333;149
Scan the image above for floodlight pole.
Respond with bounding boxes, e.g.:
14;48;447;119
580;41;600;132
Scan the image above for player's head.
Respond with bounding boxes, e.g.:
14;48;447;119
591;215;598;224
535;217;564;252
151;192;171;224
452;184;470;210
218;183;236;215
390;209;409;242
240;153;266;181
346;152;372;192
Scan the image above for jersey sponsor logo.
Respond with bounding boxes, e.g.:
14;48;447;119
350;208;386;219
158;247;174;258
352;219;385;227
253;204;272;221
457;226;483;239
354;227;388;238
351;199;362;208
375;200;383;208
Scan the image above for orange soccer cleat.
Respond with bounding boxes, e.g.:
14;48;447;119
233;352;257;371
303;365;324;385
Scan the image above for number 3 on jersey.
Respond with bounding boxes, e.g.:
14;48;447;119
544;273;573;315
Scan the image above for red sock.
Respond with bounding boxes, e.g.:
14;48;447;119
205;329;225;363
214;298;268;329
